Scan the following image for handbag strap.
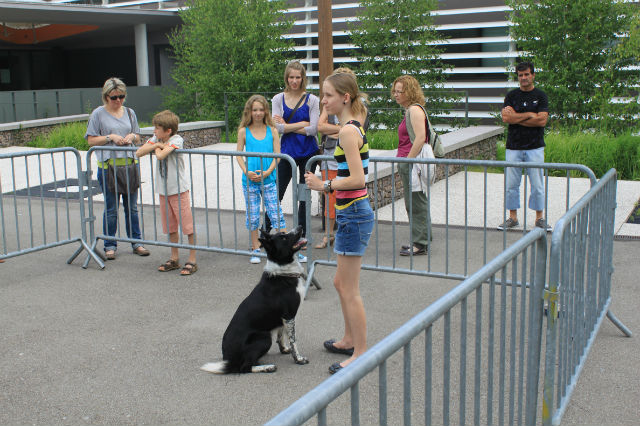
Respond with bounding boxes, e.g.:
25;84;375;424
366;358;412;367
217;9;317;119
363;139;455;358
126;107;139;145
407;103;433;146
284;93;307;123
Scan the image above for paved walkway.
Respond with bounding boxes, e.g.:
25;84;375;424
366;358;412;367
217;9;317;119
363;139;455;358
1;144;638;425
3;143;640;236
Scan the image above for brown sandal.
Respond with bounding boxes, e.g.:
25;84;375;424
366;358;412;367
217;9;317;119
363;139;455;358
314;235;335;249
105;250;116;260
181;262;198;276
158;259;180;272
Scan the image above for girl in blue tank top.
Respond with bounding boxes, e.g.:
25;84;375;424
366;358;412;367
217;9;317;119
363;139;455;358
236;95;286;263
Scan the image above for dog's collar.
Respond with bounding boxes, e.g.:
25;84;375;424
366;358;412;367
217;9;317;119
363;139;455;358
272;272;303;278
264;260;304;278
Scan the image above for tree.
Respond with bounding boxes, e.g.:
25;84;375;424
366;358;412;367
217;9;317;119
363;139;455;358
165;0;293;124
507;0;640;132
348;0;456;129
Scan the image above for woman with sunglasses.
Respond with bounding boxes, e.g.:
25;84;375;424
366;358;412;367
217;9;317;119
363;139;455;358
85;77;149;260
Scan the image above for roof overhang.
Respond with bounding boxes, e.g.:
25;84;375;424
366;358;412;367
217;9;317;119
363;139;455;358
0;1;181;28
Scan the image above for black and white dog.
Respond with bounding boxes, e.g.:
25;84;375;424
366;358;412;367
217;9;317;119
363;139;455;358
201;226;309;374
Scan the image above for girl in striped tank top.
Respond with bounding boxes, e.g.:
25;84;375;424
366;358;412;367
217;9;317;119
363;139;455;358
305;72;374;375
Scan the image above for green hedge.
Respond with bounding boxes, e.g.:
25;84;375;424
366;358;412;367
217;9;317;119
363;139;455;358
496;132;640;180
544;132;640;180
27;122;89;151
25;123;640;181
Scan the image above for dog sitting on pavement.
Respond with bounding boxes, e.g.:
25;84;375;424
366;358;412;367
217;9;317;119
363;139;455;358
201;226;309;374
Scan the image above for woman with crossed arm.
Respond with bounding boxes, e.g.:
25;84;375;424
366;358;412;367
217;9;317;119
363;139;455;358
269;61;319;254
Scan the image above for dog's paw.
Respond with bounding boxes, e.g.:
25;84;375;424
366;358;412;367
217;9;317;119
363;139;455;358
278;345;291;354
294;356;309;365
252;364;277;373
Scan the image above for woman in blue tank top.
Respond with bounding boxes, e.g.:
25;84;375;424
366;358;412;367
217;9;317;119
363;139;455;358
269;60;320;240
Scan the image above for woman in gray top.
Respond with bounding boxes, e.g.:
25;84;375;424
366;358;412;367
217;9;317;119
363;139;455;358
85;77;149;260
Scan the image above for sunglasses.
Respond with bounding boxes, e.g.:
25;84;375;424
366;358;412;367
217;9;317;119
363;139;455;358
108;95;126;101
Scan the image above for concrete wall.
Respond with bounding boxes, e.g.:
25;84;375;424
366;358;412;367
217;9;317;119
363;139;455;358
364;126;504;210
0;115;225;148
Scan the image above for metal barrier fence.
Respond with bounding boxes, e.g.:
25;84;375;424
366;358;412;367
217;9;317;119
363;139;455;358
542;168;632;426
267;163;631;426
83;146;301;268
266;228;549;426
2;147;631;425
0;148;101;265
304;155;597;292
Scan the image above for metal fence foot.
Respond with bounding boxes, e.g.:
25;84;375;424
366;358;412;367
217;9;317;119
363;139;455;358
606;310;632;337
82;239;104;269
303;263;322;297
67;243;84;265
309;275;322;290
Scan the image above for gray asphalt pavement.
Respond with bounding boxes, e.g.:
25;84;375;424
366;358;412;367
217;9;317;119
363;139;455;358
1;144;638;425
1;211;638;425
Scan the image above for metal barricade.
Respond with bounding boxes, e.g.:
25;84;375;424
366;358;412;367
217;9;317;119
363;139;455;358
266;228;548;426
542;168;632;426
304;155;597;291
0;148;101;266
84;146;300;267
268;161;630;426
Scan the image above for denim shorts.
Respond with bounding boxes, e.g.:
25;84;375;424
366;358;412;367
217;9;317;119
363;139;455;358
334;198;374;257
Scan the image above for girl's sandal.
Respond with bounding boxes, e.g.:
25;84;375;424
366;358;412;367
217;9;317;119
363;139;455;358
158;259;180;272
314;235;335;249
181;262;198;276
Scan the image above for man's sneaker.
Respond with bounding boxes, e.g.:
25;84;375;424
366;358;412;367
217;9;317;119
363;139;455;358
497;217;519;231
297;253;307;263
535;218;552;232
249;249;261;264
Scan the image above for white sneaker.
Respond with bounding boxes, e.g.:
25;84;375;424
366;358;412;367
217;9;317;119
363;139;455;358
250;249;261;264
297;253;307;263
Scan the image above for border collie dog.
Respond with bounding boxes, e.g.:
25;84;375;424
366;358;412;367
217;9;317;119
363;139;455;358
201;226;309;374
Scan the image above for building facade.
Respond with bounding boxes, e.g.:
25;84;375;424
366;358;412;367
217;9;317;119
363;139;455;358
0;0;592;124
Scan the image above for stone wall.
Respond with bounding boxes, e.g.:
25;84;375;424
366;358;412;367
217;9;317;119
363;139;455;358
0;116;225;149
0;115;89;148
139;121;225;148
362;126;504;210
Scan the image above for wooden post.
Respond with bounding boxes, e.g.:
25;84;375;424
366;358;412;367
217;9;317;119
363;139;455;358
318;0;333;100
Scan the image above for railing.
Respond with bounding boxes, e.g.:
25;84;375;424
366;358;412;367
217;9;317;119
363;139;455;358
82;146;300;268
2;146;631;425
542;168;632;426
304;155;597;292
266;163;631;426
0;148;101;265
266;228;549;426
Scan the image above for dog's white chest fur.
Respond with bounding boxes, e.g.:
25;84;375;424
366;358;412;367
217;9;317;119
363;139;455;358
264;259;306;302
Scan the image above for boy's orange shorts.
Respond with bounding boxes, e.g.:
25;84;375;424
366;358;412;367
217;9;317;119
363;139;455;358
159;191;194;235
